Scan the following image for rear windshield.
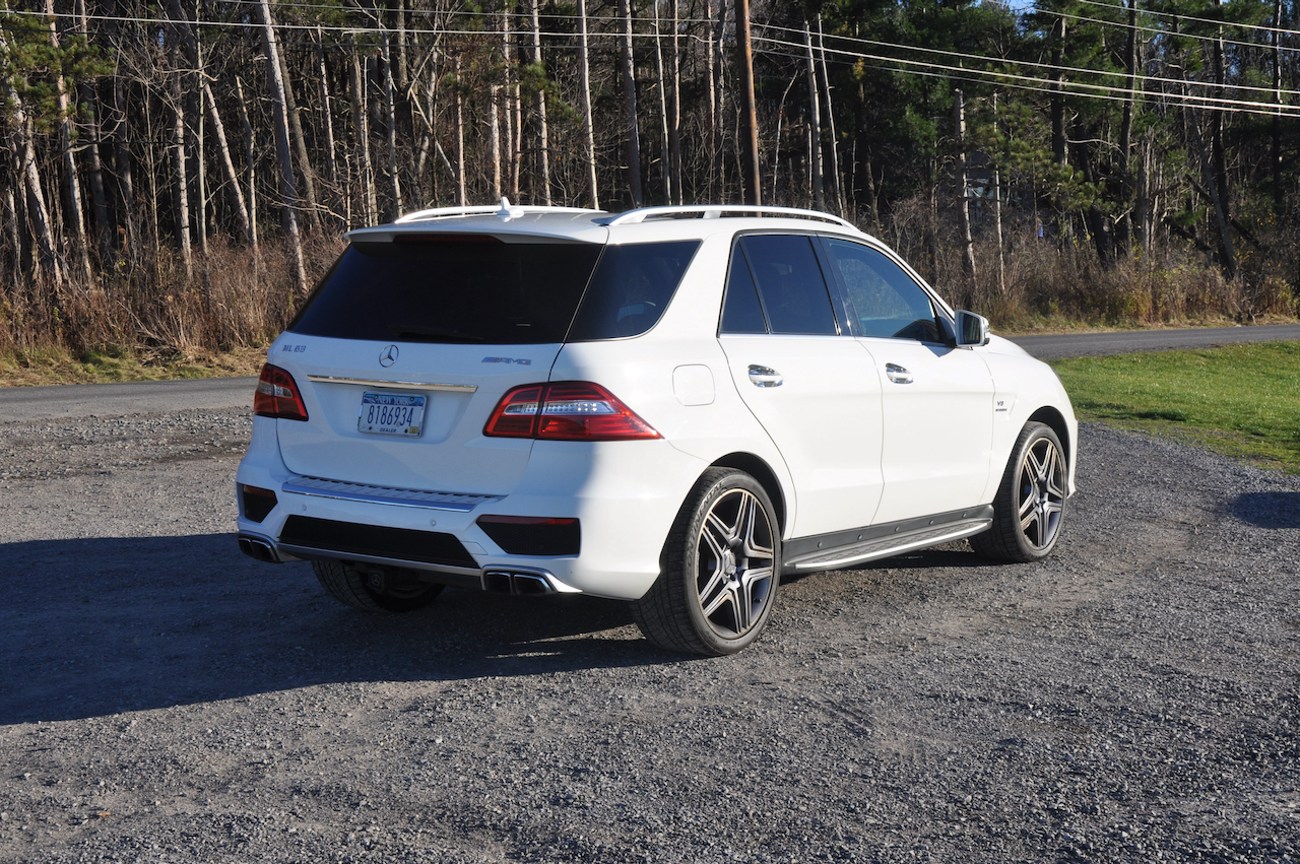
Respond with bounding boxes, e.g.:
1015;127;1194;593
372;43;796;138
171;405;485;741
290;237;699;344
289;237;602;344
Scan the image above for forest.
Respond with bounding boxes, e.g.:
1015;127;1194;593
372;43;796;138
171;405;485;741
1;0;1298;360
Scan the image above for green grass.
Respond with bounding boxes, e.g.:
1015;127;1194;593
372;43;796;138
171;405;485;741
1050;342;1300;474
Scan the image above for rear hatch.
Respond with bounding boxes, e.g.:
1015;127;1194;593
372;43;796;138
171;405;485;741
273;230;605;495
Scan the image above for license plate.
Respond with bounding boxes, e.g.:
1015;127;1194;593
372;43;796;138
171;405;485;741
358;392;426;437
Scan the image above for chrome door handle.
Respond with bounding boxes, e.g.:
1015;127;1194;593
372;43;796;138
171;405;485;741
747;365;783;388
885;363;913;385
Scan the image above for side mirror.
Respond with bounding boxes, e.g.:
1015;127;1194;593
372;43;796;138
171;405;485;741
955;310;989;348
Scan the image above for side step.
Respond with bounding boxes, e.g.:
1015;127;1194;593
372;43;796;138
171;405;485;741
783;507;994;574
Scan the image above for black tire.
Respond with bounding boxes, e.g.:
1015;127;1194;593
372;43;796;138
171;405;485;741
970;421;1068;562
311;560;444;613
632;468;781;656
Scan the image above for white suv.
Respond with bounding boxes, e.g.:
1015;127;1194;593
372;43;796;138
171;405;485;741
236;201;1077;655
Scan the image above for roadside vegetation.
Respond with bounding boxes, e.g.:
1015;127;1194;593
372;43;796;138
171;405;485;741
1051;342;1300;474
3;0;1300;373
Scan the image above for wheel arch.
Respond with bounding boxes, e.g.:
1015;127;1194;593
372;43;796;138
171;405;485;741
708;452;788;535
1027;405;1072;469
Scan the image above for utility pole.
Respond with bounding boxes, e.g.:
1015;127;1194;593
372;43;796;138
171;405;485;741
736;0;761;205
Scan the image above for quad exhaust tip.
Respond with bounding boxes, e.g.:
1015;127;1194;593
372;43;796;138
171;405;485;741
482;569;556;596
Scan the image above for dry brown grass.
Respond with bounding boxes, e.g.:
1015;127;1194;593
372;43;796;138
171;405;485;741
0;235;343;376
0;219;1295;382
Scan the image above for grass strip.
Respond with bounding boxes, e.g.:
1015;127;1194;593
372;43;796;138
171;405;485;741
1050;341;1300;474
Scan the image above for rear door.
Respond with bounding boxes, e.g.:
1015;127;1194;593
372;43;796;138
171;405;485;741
717;234;884;538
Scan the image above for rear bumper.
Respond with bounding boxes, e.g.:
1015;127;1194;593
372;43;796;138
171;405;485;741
235;438;706;601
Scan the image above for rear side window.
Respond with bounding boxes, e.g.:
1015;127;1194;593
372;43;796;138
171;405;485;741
289;237;602;344
567;240;700;340
722;235;838;336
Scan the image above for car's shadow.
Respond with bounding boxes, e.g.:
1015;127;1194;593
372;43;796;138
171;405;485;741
0;534;684;724
1228;491;1300;529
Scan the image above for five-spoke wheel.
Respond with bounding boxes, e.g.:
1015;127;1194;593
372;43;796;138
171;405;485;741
633;468;781;655
971;421;1067;562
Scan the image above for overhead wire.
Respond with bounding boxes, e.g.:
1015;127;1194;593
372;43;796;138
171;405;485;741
6;4;1298;117
756;32;1300;117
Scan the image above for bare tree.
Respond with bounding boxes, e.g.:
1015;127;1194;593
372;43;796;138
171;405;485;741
255;0;307;296
619;0;644;206
577;0;600;209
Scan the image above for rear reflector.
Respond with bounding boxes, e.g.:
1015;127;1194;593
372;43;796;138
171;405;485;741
477;516;581;556
483;382;659;441
239;484;278;523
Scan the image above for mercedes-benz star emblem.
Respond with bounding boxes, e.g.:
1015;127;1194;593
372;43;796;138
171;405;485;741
379;345;400;368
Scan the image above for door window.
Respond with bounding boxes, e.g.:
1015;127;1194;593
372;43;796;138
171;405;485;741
823;239;942;343
721;235;839;336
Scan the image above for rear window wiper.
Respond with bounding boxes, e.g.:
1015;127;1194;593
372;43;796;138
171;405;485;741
391;327;485;343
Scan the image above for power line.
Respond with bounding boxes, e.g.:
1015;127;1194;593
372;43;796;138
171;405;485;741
758;32;1300;118
8;5;1299;117
759;19;1296;100
1063;0;1300;40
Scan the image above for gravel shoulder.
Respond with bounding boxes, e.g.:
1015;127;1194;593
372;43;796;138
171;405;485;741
1;406;1298;863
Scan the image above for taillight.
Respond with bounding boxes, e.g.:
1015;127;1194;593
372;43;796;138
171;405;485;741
253;364;309;421
484;382;660;441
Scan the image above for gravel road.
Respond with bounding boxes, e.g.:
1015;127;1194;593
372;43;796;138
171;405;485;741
1;400;1298;863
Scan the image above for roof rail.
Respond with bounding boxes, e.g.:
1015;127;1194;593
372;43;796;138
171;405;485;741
395;197;604;224
602;205;858;230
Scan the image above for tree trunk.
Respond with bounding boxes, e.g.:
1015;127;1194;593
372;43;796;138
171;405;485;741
618;0;644;207
316;26;340;220
1272;0;1284;217
501;6;521;201
255;0;308;296
453;57;467;207
803;21;824;211
736;0;761;205
528;0;551;204
381;32;404;218
164;0;249;245
816;15;842;216
1051;16;1067;170
704;0;719;200
667;0;683;204
74;0;111;266
349;41;378;225
953;89;977;299
490;80;503;201
169;48;194;279
193;41;208;257
276;26;321;233
1117;0;1138;254
1207;1;1236;280
111;72;137;261
653;5;671;203
992;93;1006;298
44;0;93;285
2;73;63;287
577;0;600;209
234;76;259;253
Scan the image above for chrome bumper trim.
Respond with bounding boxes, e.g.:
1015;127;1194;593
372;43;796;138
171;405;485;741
283;476;502;513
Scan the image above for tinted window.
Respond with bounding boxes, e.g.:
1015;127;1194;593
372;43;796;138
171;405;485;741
567;241;700;340
720;248;768;334
290;237;601;344
737;235;838;335
824;239;942;342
